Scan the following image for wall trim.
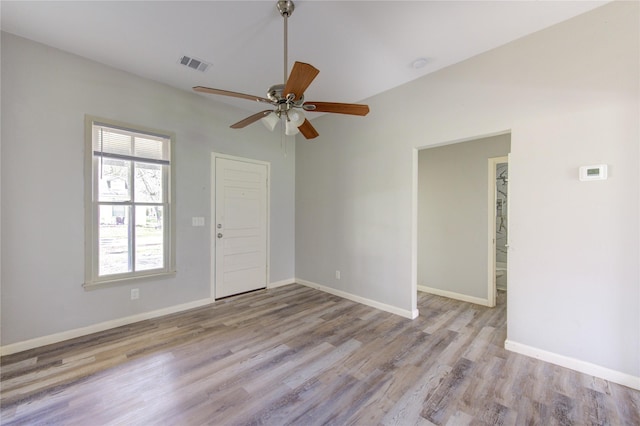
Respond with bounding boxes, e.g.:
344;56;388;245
418;285;491;307
268;278;296;289
0;298;214;356
505;339;640;391
297;278;419;319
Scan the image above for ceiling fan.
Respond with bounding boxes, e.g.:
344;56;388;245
193;0;369;139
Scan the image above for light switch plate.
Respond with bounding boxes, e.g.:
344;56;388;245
192;217;205;226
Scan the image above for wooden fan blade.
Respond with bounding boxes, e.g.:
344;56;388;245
193;86;272;104
230;110;273;129
304;102;370;116
298;119;319;139
283;62;319;101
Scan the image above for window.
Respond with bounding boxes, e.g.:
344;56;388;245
85;116;175;287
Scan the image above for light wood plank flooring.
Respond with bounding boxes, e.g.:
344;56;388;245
1;284;638;425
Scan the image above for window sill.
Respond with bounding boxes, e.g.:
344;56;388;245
83;270;177;290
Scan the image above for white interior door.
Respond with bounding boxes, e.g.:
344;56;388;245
214;156;268;299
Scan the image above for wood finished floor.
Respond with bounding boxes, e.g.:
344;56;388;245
1;284;638;425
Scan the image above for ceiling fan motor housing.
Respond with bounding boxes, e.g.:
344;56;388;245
267;84;305;110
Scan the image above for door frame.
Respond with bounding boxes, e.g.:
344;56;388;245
487;155;508;307
210;152;270;300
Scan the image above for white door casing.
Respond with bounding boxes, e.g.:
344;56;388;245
212;155;269;299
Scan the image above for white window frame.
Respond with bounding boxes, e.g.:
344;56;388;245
84;116;176;289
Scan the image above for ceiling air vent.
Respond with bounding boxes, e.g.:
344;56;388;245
178;55;211;72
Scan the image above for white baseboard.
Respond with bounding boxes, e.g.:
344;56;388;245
418;285;491;307
296;278;419;319
268;278;296;289
505;339;640;391
0;298;214;356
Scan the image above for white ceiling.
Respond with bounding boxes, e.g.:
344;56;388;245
1;1;608;114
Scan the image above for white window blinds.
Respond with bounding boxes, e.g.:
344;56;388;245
92;123;170;164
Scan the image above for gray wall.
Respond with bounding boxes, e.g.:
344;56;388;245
418;135;510;299
296;2;639;378
1;32;295;345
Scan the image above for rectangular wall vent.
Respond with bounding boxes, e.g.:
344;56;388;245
178;55;211;72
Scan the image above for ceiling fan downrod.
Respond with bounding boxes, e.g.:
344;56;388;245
277;0;295;84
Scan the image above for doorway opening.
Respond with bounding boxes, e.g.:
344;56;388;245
416;132;510;308
488;156;509;307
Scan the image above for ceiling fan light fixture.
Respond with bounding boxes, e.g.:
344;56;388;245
285;118;300;136
261;112;280;131
287;108;305;127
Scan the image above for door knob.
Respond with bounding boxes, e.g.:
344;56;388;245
217;233;223;239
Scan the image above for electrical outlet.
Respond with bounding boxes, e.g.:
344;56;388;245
335;270;341;280
131;288;139;300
